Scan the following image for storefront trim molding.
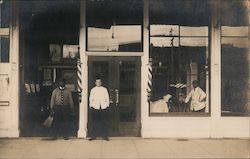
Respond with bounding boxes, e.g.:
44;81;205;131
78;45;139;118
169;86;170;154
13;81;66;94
86;52;144;57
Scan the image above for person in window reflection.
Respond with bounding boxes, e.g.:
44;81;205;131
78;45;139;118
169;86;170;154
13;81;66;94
150;94;172;113
185;80;207;112
89;77;110;141
50;79;74;140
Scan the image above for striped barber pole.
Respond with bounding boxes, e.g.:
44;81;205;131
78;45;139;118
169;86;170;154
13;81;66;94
77;58;82;103
147;58;153;102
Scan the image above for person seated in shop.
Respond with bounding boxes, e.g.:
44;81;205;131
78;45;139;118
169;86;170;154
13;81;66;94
150;94;172;113
185;80;207;112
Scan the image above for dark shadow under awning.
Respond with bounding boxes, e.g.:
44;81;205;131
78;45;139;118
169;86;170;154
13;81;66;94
150;0;211;26
86;0;143;28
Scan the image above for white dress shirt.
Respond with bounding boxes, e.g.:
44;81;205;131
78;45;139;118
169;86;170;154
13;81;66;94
89;86;110;110
185;87;206;111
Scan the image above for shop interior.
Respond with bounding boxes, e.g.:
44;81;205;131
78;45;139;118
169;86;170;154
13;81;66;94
19;1;80;137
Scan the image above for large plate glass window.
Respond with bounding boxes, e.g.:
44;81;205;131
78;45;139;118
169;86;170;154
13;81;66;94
149;0;211;115
86;0;143;52
221;0;250;116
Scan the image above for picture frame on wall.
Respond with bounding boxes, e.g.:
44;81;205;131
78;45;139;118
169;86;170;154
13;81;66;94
43;69;51;80
63;45;79;59
49;44;61;62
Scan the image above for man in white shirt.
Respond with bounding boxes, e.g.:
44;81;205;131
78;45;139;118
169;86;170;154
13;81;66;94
89;77;110;141
185;80;207;112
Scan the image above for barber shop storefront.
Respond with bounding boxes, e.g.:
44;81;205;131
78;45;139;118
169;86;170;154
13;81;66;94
0;0;249;138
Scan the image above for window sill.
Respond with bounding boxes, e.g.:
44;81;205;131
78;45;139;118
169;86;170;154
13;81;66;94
221;112;250;117
149;112;211;117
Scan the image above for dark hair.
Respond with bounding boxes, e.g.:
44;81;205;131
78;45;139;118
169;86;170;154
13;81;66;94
95;76;101;81
192;80;198;85
57;78;66;84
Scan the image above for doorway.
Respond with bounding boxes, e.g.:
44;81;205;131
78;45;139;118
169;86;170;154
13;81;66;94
88;56;141;136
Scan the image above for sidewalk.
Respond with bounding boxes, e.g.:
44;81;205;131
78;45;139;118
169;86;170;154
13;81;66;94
0;138;249;159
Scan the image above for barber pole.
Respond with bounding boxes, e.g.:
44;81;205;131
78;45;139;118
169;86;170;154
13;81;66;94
147;58;153;102
77;57;82;103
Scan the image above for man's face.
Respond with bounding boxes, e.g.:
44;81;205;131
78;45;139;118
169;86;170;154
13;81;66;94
193;83;198;88
95;79;102;87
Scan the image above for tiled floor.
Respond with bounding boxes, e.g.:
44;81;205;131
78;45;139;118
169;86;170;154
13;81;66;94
0;138;249;159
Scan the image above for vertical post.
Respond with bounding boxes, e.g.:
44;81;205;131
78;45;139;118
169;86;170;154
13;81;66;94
10;0;20;137
53;68;56;82
78;0;88;138
210;0;221;138
247;0;250;113
141;0;150;137
170;29;175;84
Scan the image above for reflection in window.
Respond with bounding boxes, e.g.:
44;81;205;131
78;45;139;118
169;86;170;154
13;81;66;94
86;0;143;52
149;0;210;114
221;0;250;116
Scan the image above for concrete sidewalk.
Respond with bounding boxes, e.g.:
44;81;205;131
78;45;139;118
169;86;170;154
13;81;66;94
0;138;249;159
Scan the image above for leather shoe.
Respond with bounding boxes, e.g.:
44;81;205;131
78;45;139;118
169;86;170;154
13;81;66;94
102;137;109;141
63;136;69;140
88;137;96;141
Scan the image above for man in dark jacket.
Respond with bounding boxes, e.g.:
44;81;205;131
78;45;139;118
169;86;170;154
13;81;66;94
50;79;74;140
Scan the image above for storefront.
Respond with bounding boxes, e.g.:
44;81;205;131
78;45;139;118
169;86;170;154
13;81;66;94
0;0;249;138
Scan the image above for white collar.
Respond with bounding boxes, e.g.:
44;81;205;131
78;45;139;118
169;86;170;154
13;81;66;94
59;86;65;90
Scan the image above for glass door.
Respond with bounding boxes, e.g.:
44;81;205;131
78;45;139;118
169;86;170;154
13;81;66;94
88;56;141;136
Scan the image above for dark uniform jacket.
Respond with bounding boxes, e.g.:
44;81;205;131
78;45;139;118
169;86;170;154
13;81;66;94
50;87;74;110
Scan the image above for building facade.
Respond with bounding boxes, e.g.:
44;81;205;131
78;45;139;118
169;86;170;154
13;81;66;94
0;0;249;138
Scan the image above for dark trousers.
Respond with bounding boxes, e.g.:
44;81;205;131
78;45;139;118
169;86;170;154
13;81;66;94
51;105;70;137
90;108;108;138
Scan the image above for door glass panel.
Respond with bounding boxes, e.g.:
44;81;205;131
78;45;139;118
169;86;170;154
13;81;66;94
0;1;11;63
86;0;143;52
119;60;136;122
91;61;109;89
0;36;9;63
0;1;11;28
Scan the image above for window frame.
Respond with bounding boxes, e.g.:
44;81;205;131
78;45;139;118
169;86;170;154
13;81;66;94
220;0;250;117
85;0;144;53
148;0;212;117
220;27;250;117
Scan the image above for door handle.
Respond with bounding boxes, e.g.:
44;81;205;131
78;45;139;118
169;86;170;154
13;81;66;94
6;77;9;85
109;89;114;104
115;89;119;105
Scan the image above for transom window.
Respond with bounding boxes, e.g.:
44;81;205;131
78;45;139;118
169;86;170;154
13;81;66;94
86;0;143;52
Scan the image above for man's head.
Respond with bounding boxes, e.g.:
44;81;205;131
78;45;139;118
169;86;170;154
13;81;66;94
95;77;102;87
58;79;65;88
192;80;198;88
